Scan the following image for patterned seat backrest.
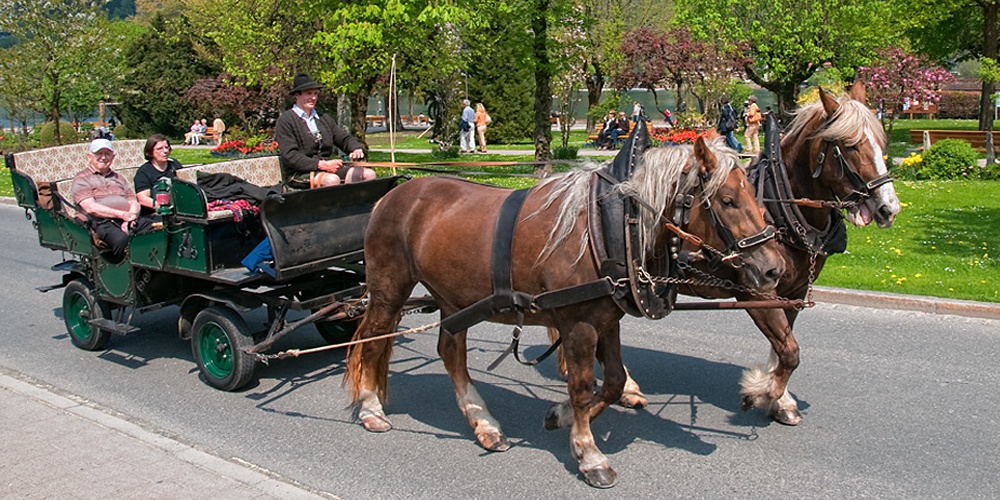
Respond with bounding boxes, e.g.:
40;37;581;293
175;156;281;187
11;140;147;184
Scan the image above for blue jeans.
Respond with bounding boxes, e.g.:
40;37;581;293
724;131;743;153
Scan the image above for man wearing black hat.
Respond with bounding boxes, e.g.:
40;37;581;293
274;73;375;190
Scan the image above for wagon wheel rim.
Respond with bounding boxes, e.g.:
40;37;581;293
197;322;234;380
66;290;94;341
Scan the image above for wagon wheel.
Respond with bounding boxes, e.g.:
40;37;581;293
62;278;112;351
191;305;256;391
313;312;359;345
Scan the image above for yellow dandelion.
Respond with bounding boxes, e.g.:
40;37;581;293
914;273;921;278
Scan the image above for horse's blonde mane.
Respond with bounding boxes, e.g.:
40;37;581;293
528;138;739;266
785;95;886;149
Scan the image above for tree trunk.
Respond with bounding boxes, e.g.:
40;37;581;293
50;72;62;145
349;92;369;145
978;1;998;134
532;0;553;170
585;59;604;135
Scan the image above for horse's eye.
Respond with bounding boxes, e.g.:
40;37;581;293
721;196;734;206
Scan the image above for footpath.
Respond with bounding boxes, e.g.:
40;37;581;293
3;143;999;498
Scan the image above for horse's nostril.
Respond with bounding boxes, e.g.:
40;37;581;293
765;267;781;284
878;205;894;220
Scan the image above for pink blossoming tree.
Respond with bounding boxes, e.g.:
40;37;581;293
859;47;955;136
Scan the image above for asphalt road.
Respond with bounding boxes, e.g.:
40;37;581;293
1;202;998;499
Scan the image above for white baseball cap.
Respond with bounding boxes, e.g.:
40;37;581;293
89;139;114;154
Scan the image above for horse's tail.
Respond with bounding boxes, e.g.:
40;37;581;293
343;312;396;405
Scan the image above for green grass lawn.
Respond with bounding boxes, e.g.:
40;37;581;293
819;180;999;302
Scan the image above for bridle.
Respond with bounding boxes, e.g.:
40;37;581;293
812;119;894;209
625;161;777;270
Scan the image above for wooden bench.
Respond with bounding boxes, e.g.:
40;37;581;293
909;129;999;153
897;103;938;119
586;121;635;147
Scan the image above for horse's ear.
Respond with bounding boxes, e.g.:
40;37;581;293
819;86;840;117
849;80;868;104
693;136;718;176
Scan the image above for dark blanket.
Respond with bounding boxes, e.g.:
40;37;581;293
196;171;281;203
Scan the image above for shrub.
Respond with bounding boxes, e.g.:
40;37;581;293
936;91;979;119
917;139;980;180
38;121;79;147
552;145;579;160
430;145;460;159
113;123;132;139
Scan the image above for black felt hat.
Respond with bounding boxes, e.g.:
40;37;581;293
290;74;322;94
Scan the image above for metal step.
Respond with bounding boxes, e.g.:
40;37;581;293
89;318;139;336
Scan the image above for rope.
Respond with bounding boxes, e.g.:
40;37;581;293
249;320;442;364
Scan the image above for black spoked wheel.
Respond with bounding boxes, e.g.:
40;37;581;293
314;316;360;345
62;279;112;351
191;305;256;391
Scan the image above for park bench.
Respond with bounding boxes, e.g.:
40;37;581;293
586;121;635;148
909;129;1000;153
896;103;938;120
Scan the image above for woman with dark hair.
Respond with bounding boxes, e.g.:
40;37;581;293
134;134;181;216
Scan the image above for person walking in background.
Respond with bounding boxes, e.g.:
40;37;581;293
743;95;762;154
274;73;373;191
474;103;490;153
459;99;476;153
717;96;743;153
134;134;181;217
212;116;226;145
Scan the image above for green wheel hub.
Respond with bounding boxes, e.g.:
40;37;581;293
197;321;234;380
65;290;94;342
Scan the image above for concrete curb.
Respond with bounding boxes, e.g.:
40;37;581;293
811;286;1000;321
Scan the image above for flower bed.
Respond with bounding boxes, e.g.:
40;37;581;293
650;127;718;146
211;138;278;158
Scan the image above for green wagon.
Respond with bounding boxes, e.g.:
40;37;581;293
6;141;406;391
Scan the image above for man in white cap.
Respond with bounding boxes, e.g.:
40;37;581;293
71;138;149;259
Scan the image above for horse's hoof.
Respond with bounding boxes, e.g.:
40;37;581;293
773;407;803;426
359;410;392;433
582;466;618;489
543;406;561;431
618;391;648;410
477;430;511;452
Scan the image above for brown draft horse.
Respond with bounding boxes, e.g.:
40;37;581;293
584;82;902;425
345;137;785;488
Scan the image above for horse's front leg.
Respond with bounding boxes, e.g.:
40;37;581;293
741;307;802;425
547;326;646;409
438;325;510;452
544;320;624;488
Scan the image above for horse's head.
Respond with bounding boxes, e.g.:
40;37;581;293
808;82;901;228
684;137;785;291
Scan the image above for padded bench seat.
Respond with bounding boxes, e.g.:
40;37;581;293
174;155;281;221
